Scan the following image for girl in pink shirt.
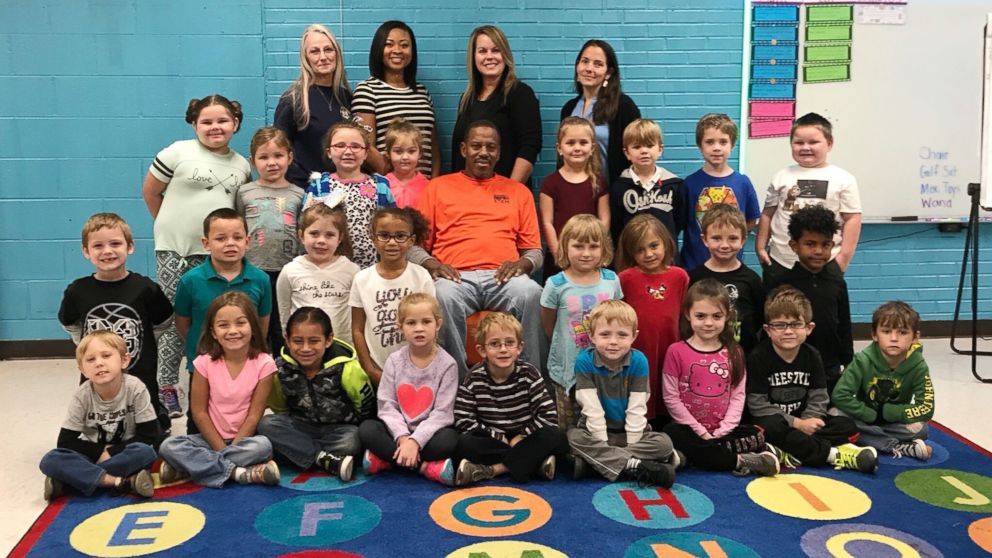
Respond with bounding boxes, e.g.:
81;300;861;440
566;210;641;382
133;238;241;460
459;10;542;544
159;292;280;487
661;279;779;476
383;120;429;209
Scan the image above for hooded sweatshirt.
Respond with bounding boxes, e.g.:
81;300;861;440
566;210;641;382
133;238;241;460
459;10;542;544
270;338;375;425
832;342;934;425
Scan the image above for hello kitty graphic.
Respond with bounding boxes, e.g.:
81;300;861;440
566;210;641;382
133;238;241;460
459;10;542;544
688;361;730;398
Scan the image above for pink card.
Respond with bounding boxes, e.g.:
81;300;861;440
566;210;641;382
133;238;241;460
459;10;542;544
750;101;796;118
749;118;793;138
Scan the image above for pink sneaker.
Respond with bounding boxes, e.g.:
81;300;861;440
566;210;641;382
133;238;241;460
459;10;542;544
420;458;455;486
362;450;392;475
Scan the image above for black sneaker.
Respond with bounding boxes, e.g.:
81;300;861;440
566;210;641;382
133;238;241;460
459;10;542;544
315;452;354;482
119;470;154;497
44;476;64;502
455;460;495;486
891;439;932;461
568;454;588;480
669;449;688;470
626;460;675;488
539;455;556;480
735;450;780;477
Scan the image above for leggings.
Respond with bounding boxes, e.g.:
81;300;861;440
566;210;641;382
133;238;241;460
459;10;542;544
155;251;206;387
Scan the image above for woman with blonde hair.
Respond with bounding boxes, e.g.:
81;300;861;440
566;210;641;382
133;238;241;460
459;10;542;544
274;24;353;188
450;25;542;185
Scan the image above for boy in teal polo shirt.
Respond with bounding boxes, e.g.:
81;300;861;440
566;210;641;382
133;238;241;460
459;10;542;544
174;208;272;371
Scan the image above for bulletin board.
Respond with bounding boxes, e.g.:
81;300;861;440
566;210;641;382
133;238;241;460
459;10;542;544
742;0;992;221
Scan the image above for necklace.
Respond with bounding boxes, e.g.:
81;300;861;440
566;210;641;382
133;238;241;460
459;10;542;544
315;85;350;119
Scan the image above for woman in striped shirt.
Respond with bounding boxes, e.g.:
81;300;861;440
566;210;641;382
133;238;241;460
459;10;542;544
352;21;440;178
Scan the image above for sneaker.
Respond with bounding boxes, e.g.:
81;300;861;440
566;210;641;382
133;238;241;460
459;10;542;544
569;454;588;480
539;455;556;480
237;460;281;485
43;476;64;502
669;449;688;471
735;450;780;477
626;460;675;488
157;460;188;485
119;470;154;497
420;458;456;486
456;460;495;486
315;452;354;482
362;450;392;475
769;444;803;470
160;386;183;419
891;439;932;461
833;443;878;473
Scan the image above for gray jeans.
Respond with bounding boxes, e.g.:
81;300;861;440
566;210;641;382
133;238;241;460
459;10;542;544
833;408;928;453
435;270;546;379
159;434;272;488
257;414;360;469
567;428;673;481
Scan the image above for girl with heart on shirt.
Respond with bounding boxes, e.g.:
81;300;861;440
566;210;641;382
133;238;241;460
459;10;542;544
358;293;460;485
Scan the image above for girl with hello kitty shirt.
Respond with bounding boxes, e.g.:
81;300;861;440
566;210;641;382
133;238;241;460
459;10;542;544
660;279;780;477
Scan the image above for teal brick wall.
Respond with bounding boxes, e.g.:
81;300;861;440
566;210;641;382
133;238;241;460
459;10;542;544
1;0;988;341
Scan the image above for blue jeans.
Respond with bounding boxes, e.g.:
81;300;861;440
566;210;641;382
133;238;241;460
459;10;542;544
159;434;272;488
257;414;360;469
435;270;546;379
39;443;156;496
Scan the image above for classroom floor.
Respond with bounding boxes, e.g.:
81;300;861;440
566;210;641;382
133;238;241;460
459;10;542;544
2;338;991;556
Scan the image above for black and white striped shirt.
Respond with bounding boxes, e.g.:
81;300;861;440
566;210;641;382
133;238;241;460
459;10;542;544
454;360;558;439
352;77;436;177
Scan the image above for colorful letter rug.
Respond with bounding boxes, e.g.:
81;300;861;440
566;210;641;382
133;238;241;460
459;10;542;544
12;423;992;557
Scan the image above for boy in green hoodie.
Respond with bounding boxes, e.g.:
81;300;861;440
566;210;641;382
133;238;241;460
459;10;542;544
832;301;934;460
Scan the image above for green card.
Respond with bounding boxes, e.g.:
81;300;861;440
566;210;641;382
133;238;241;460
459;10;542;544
805;44;851;62
807;24;852;42
807;5;854;23
804;64;851;83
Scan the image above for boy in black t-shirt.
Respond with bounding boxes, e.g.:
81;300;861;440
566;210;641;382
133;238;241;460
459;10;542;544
747;286;876;473
688;204;763;354
58;213;174;428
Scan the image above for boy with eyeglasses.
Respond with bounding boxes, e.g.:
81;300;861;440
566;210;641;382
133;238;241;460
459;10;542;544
746;286;876;473
452;312;568;485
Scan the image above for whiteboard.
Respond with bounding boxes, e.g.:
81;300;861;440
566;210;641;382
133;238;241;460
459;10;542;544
744;0;992;221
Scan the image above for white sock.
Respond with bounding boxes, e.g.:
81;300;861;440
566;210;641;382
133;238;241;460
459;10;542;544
625;457;641;470
827;447;839;464
233;466;247;483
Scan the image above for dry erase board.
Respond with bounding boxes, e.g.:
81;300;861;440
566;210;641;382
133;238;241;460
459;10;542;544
743;0;992;222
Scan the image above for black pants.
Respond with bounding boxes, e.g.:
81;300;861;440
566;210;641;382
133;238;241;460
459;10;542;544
265;270;284;358
753;413;858;467
456;427;569;483
664;423;766;471
358;419;458;464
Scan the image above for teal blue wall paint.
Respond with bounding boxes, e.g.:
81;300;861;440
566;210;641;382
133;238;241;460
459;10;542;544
1;0;988;340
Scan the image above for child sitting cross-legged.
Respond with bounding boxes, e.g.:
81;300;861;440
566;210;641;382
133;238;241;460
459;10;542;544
257;306;375;481
747;286;877;473
453;312;569;486
39;331;162;501
567;300;679;486
832;301;935;461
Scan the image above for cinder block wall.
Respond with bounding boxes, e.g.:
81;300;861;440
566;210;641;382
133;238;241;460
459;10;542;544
0;0;988;341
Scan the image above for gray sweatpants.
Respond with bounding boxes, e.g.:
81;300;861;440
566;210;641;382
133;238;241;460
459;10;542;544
567;428;673;481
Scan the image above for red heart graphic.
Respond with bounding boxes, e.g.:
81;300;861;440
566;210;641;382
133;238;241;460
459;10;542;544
397;383;434;420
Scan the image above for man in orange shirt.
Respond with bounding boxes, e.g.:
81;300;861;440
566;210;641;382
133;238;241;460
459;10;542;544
412;121;545;378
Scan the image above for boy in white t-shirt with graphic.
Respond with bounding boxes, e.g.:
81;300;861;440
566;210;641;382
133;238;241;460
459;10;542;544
755;113;862;286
